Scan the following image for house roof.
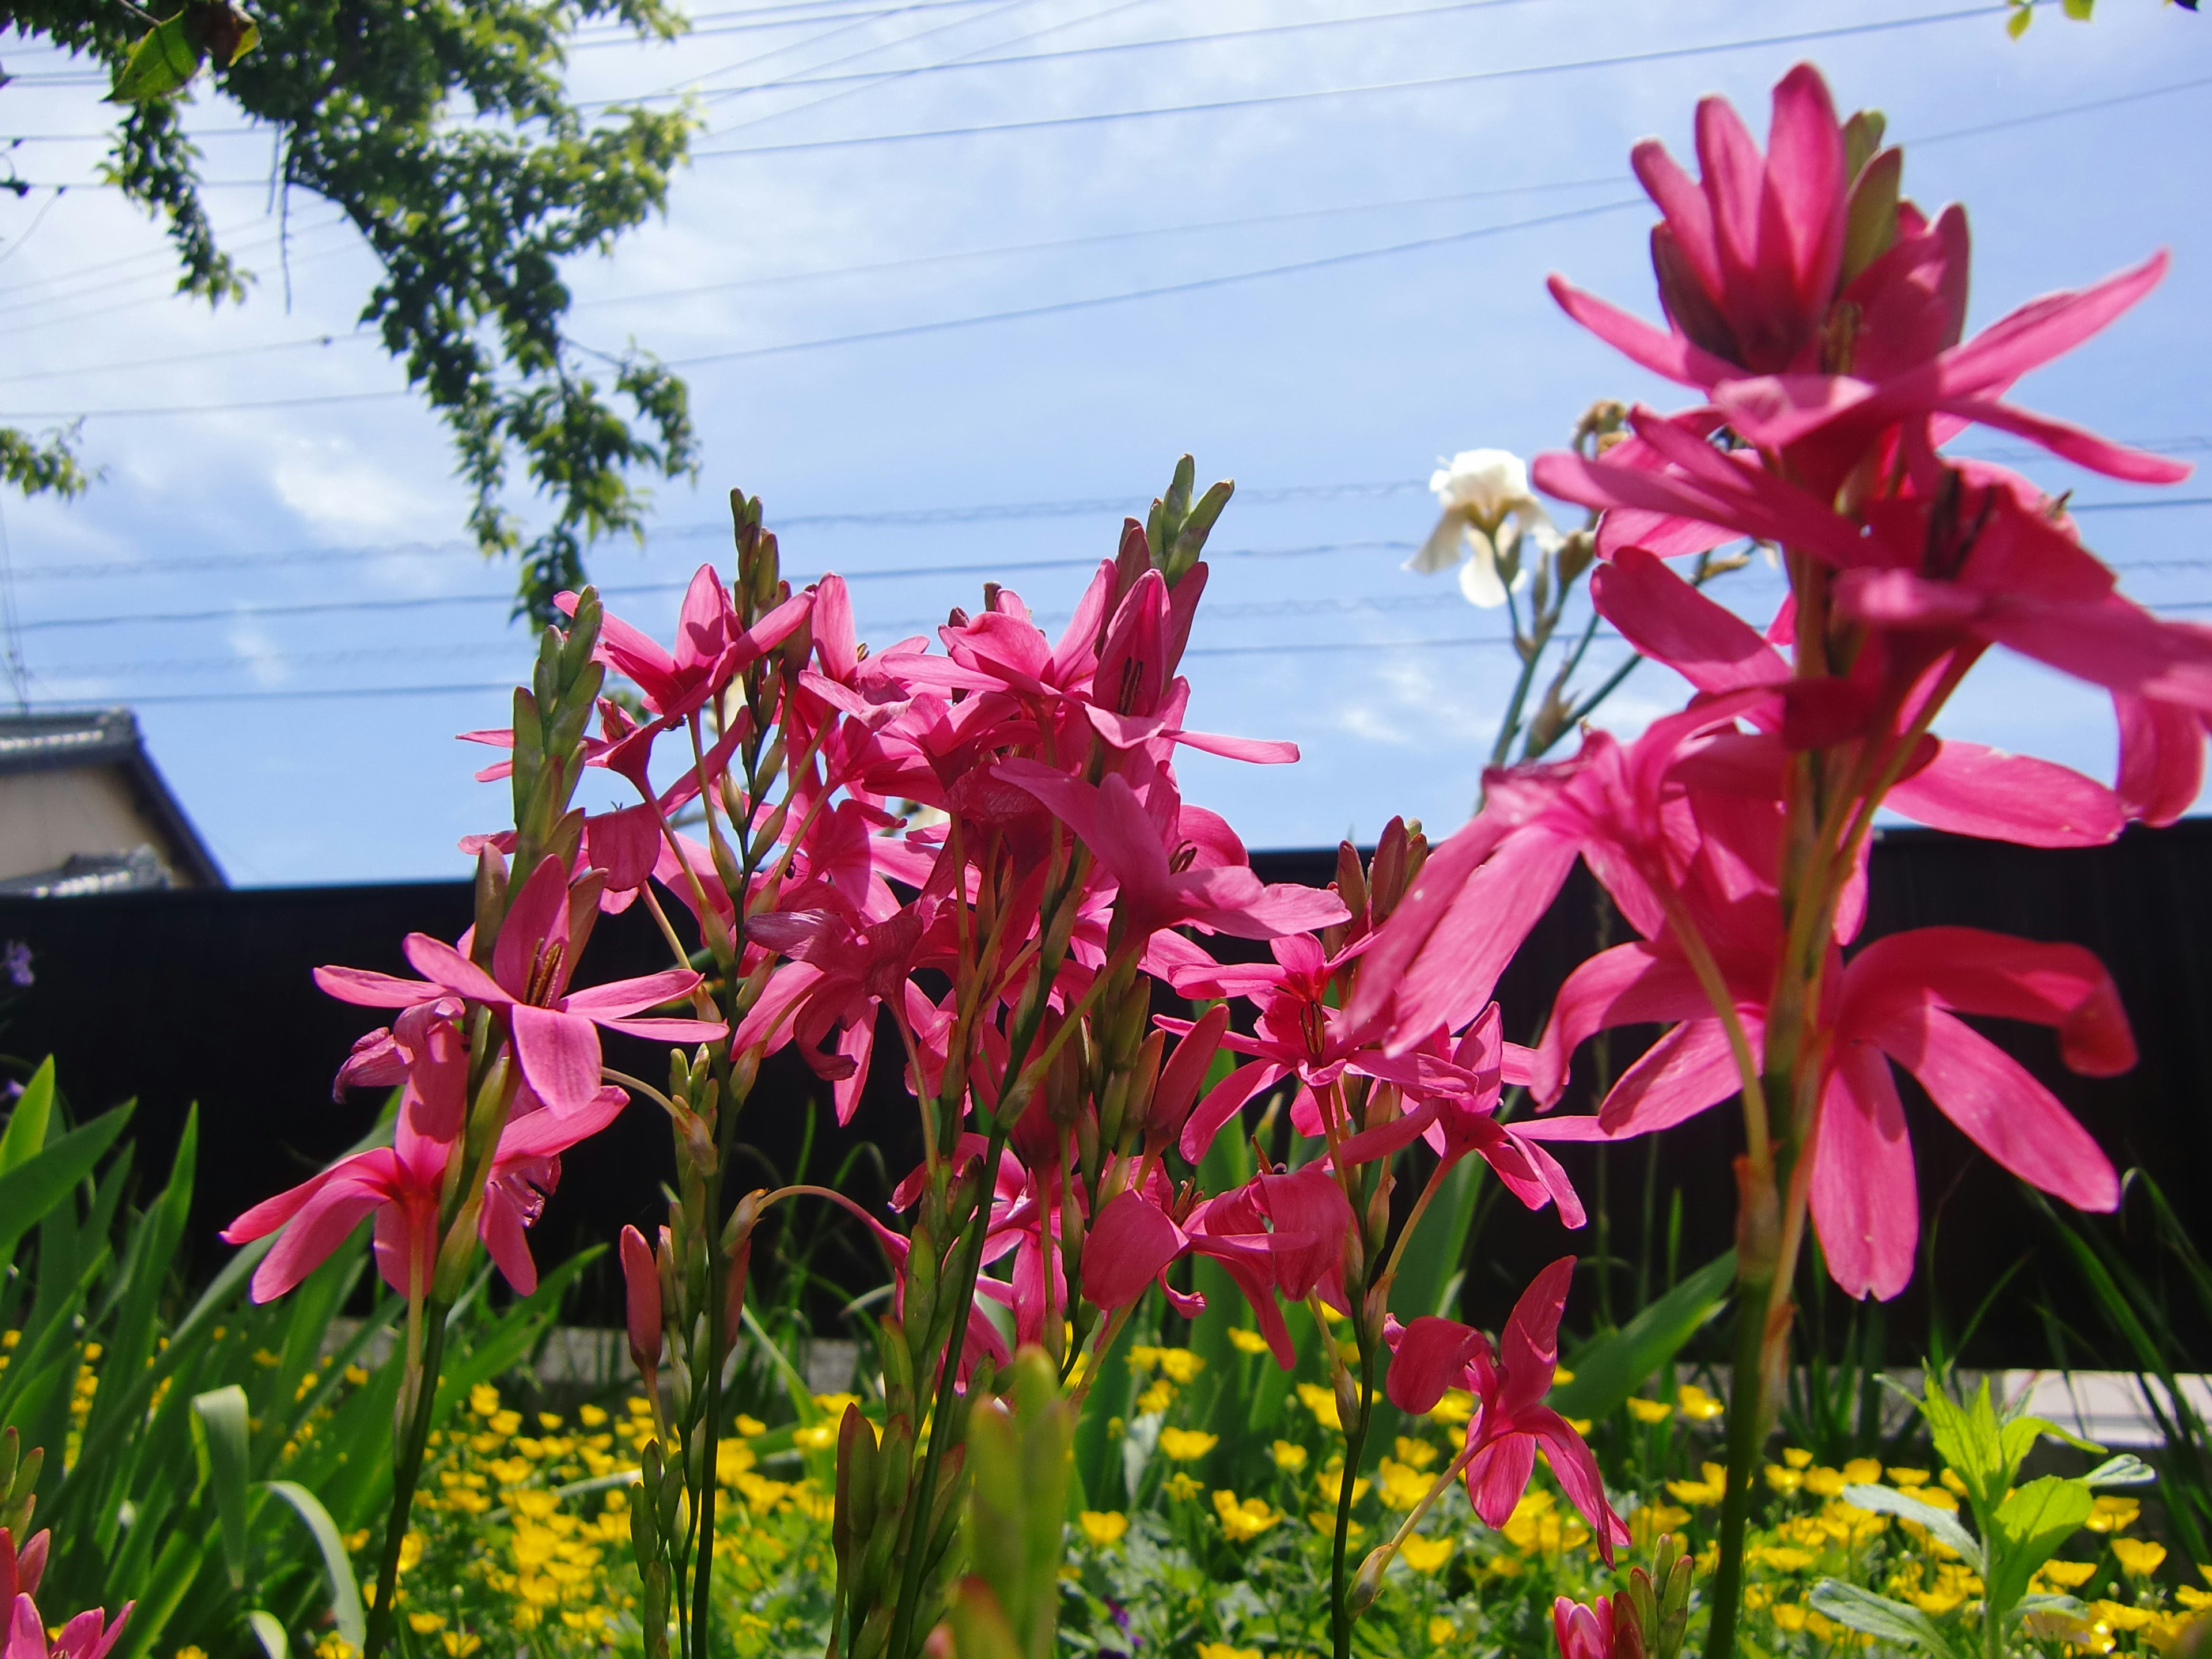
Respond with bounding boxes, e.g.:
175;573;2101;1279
0;708;225;888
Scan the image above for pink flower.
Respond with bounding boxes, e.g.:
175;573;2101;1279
315;855;724;1113
0;1532;46;1608
1385;1257;1628;1562
556;566;812;723
1525;925;2131;1301
6;1594;130;1659
619;1224;662;1383
1554;1596;1626;1659
222;1081;628;1302
998;763;1348;945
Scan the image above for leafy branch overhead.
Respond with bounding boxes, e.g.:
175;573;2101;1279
7;0;702;621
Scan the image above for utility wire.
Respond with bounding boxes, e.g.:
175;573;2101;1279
683;5;2000;158
0;195;1646;419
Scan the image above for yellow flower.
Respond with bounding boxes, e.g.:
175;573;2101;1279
1165;1473;1203;1502
1296;1383;1342;1430
343;1365;369;1387
1213;1490;1281;1541
1771;1604;1809;1633
1553;1367;1574;1384
1309;1512;1363;1541
1315;1466;1371;1509
1317;1301;1346;1324
1565;1416;1593;1435
793;1424;836;1452
397;1532;423;1573
2113;1537;2168;1577
1782;1447;1813;1469
1912;1484;1960;1513
717;1441;759;1484
1269;1440;1309;1472
1228;1328;1272;1355
1841;1457;1883;1484
1195;1645;1261;1659
1668;1463;1729;1506
1751;1547;1816;1573
1136;1381;1177;1415
734;1414;767;1437
576;1404;607;1427
1156;1349;1205;1384
1394;1436;1438;1471
177;1648;210;1659
1158;1428;1217;1461
1631;1505;1691;1546
1402;1535;1453;1574
626;1396;653;1418
1888;1467;1930;1487
314;1638;360;1659
1627;1397;1675;1424
407;1613;448;1634
1939;1468;1969;1498
1430;1389;1474;1427
1676;1384;1724;1422
2087;1495;2141;1534
2093;1600;2156;1633
489;1410;522;1437
1763;1465;1804;1495
1377;1459;1430;1510
2176;1586;2212;1612
1078;1510;1128;1547
2036;1560;2102;1592
1427;1616;1456;1646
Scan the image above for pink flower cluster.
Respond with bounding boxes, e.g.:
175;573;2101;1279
1358;63;2191;1303
2;1525;128;1659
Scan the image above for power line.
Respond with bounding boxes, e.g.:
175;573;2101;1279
683;5;1998;159
0;330;367;386
0;195;1647;419
11;540;1420;626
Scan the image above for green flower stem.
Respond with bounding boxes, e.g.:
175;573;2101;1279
363;1297;450;1659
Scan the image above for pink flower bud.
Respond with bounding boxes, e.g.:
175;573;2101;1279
619;1225;661;1379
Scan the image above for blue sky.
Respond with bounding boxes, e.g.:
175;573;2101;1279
1;0;2207;884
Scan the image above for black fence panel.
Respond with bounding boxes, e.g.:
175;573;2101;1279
1;820;2205;1363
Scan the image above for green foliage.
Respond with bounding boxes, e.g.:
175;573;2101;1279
9;0;700;620
0;1063;584;1659
0;426;93;499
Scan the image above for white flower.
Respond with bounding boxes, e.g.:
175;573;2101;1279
1405;448;1558;608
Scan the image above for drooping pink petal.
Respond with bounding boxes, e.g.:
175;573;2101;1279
1527;1407;1630;1563
479;1186;539;1296
1178;1061;1280;1164
1082;1191;1188;1310
2114;692;2206;827
1465;1431;1540;1531
1384;1316;1485;1414
400;934;512;1006
1594;1017;1760;1137
244;1163;399;1302
1530;941;1713;1106
1858;1001;2120;1214
508;1005;603;1115
313;964;442;1007
1809;1042;1917;1302
1546;276;1736;387
1884;743;2124;849
1843;926;2136;1077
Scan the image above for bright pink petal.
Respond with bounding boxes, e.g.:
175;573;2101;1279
1859;1002;2119;1213
1594;1017;1759;1137
1178;1061;1279;1164
1497;1256;1573;1414
1545;275;1734;387
495;857;571;1001
2115;692;2206;827
1465;1431;1539;1531
247;1164;399;1302
562;968;709;1019
313;964;441;1008
1082;1191;1188;1309
479;1188;539;1295
1531;941;1712;1106
1527;1407;1630;1563
1385;1316;1484;1414
509;1005;603;1115
1885;743;2124;849
1810;1043;1916;1301
1589;548;1786;697
401;934;512;1006
1844;925;2135;1077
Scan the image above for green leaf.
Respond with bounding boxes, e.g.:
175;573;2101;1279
1551;1250;1735;1421
431;1247;600;1427
1840;1485;1985;1574
0;1104;132;1274
2084;1454;2156;1488
263;1479;366;1647
246;1611;289;1659
2006;2;2033;35
0;1059;55;1175
191;1384;252;1589
741;1301;821;1429
1988;1475;2094;1613
107;12;206;103
1809;1581;1955;1655
2062;0;2094;18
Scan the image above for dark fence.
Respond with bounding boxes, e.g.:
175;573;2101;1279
3;820;2207;1363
